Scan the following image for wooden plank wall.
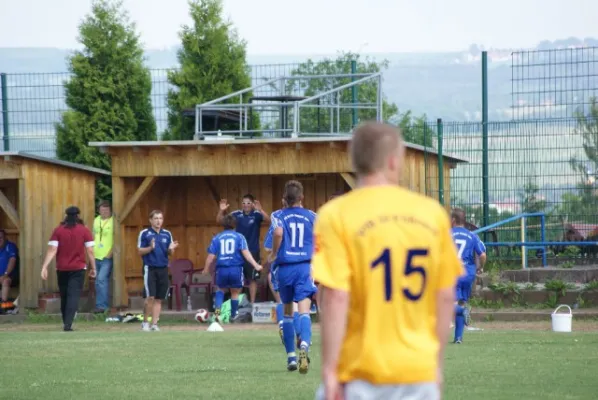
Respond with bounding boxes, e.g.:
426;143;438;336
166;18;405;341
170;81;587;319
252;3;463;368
0;179;20;242
404;151;452;211
109;143;350;178
122;174;348;293
18;161;97;308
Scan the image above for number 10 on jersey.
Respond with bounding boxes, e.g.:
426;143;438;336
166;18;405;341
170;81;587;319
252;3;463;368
371;248;428;302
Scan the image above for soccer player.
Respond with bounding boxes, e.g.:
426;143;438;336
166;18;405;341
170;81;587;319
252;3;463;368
263;200;301;344
269;180;317;374
138;210;179;332
451;207;487;343
312;122;464;400
217;194;270;305
203;213;263;323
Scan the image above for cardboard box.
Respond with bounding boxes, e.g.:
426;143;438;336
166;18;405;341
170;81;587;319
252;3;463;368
252;302;277;324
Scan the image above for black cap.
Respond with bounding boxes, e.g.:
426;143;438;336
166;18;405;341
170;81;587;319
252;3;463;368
65;206;80;215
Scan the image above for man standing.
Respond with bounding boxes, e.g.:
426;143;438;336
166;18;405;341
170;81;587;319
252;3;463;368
0;230;18;309
137;210;178;332
41;206;97;331
451;207;487;344
92;201;114;313
217;194;270;305
269;181;317;374
312;122;463;400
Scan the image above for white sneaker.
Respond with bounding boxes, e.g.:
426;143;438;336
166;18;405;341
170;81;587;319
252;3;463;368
151;324;160;332
141;322;151;332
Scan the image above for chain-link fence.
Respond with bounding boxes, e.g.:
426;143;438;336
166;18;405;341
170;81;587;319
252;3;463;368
1;49;597;266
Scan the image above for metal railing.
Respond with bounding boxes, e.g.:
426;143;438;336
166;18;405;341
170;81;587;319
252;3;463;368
472;212;598;268
193;72;382;139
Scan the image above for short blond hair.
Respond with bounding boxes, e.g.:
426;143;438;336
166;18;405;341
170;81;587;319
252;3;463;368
349;122;403;176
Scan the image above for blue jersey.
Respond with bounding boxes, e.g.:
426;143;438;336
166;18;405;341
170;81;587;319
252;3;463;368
264;209;284;251
208;230;248;268
230;210;263;254
452;226;486;275
273;207;316;265
0;241;17;276
137;228;173;267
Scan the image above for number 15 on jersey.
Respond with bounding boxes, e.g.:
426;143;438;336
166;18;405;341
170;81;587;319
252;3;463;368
371;248;428;302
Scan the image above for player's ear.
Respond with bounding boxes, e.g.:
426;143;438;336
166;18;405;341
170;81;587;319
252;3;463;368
387;152;398;172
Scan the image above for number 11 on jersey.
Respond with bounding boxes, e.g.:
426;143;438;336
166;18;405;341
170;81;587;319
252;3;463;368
371;248;428;302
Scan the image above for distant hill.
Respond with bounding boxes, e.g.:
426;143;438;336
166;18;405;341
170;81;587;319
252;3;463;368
0;37;596;138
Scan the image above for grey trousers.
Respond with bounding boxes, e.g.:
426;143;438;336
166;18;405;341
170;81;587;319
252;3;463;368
315;380;440;400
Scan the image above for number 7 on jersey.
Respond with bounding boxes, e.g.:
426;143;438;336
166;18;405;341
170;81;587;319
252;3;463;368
371;248;428;301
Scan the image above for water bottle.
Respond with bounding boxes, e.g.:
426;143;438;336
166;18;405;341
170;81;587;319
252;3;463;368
187;295;192;311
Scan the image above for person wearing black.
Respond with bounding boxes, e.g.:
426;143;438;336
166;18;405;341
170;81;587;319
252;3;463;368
41;206;97;331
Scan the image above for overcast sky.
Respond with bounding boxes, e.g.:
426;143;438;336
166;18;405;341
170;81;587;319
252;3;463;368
1;0;596;54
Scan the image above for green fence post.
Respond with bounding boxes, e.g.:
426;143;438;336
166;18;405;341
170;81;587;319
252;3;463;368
0;73;8;151
437;118;444;206
351;59;358;129
481;51;489;241
423;122;429;196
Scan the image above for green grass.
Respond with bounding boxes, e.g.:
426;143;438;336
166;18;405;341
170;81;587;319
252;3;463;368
1;322;598;400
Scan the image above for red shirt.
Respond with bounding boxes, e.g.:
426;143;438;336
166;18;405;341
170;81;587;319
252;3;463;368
49;224;94;271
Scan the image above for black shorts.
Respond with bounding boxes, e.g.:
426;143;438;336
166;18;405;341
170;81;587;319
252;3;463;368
243;251;261;282
143;266;169;300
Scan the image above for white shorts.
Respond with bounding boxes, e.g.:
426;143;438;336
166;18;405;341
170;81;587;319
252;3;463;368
315;380;439;400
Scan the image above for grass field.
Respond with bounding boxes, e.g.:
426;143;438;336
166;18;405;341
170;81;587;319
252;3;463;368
1;320;598;400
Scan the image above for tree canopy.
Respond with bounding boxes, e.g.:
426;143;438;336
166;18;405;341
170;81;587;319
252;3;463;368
286;52;433;146
164;0;253;140
56;0;156;201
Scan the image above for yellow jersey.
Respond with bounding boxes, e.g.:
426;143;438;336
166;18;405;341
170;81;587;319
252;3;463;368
312;185;463;385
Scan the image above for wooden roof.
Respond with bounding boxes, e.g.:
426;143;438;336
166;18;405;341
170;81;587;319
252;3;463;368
89;136;469;164
0;151;111;176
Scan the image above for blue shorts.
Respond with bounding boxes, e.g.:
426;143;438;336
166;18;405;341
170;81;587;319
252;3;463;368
215;266;244;289
277;262;317;304
269;263;279;292
456;274;475;302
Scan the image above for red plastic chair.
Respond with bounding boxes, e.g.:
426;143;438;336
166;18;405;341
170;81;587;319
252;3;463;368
168;259;212;311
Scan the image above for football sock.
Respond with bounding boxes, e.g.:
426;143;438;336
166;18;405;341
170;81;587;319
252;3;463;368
215;291;224;310
276;303;284;324
293;311;300;338
454;304;465;341
282;316;296;355
231;299;239;319
299;313;312;349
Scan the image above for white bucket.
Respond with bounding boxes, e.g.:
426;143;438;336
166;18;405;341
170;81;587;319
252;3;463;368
551;304;573;333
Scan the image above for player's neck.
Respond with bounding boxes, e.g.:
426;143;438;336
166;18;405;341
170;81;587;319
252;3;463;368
357;173;396;188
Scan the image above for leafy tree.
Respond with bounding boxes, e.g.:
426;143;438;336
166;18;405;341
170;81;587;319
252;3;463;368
285;52;433;146
519;181;547;214
164;0;254;140
56;0;156;201
565;97;598;225
570;97;598;183
518;181;547;242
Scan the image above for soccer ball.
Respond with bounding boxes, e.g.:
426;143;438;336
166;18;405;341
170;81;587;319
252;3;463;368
195;309;210;323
